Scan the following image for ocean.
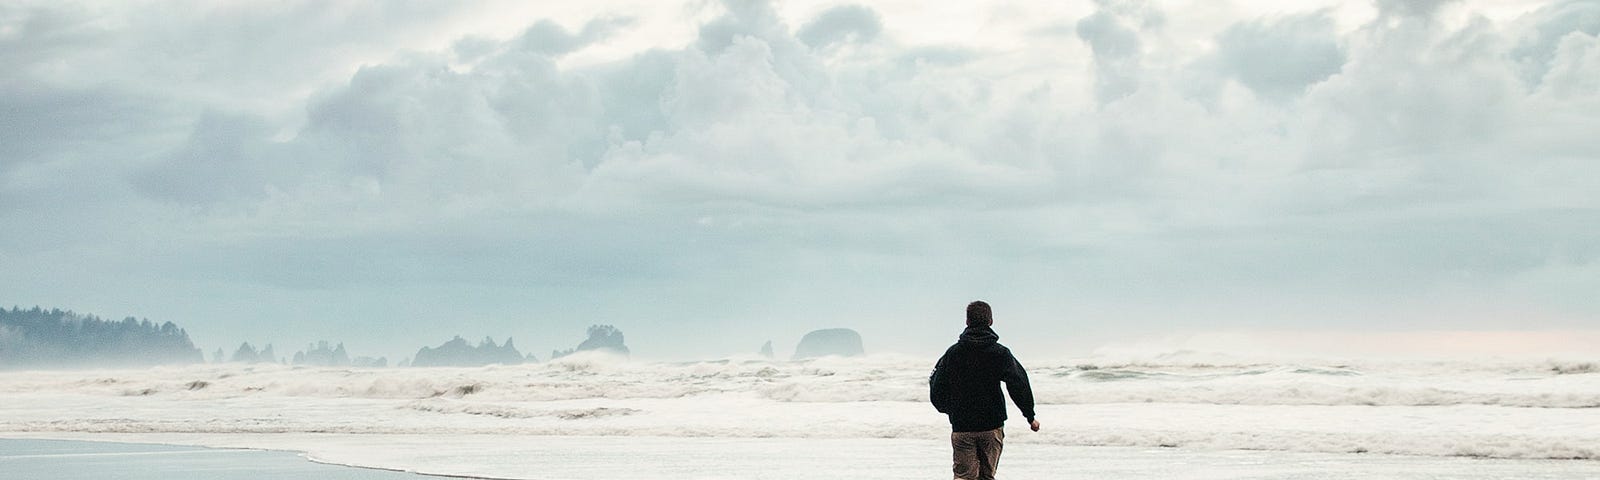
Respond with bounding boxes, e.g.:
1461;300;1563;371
2;351;1597;478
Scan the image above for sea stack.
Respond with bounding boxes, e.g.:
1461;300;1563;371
791;328;864;360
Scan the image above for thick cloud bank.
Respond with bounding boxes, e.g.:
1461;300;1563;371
1;0;1596;357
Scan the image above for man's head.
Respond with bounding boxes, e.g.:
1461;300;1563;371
966;301;992;327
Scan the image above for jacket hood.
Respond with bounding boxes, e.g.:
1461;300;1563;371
959;326;999;345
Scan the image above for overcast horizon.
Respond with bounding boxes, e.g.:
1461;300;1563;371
3;0;1597;362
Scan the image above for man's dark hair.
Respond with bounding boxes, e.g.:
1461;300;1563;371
966;301;992;327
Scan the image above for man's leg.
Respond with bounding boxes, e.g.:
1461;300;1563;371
975;428;1004;480
951;431;981;480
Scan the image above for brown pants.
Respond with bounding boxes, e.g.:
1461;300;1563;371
951;428;1004;480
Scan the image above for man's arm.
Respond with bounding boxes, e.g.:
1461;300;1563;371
929;352;952;413
1002;351;1036;427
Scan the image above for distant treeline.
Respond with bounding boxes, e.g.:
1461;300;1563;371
3;304;639;370
0;306;202;369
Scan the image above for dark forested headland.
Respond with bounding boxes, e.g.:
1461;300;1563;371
0;306;203;369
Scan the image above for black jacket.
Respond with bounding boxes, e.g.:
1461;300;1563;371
929;326;1036;432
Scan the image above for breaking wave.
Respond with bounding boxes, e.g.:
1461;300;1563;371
2;352;1597;460
5;354;1599;408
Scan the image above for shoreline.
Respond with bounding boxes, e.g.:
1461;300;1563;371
0;436;451;479
11;430;1600;464
8;432;1600;480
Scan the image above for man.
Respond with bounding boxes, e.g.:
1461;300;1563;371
929;300;1038;480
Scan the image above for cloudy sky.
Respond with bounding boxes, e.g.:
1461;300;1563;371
3;0;1597;361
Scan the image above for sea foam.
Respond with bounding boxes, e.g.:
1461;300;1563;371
1;351;1597;461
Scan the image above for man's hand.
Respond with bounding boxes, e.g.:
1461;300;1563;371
1029;419;1040;432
